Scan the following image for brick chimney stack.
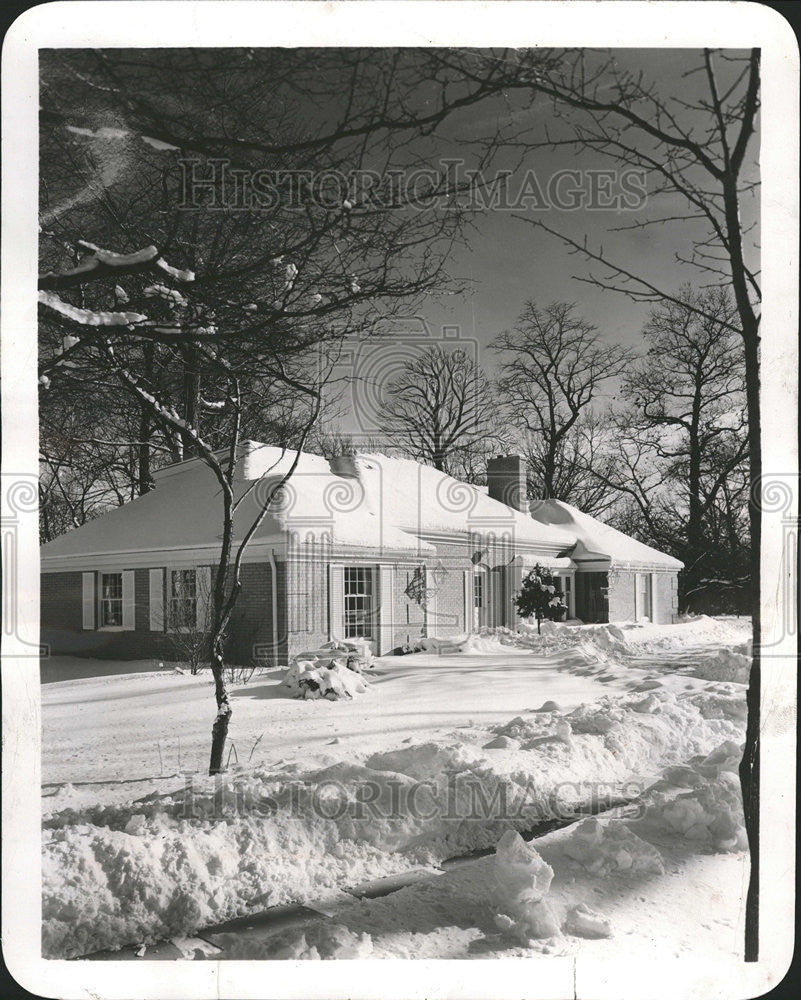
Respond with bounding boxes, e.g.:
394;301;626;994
486;455;527;512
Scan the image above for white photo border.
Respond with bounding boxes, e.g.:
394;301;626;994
1;3;797;998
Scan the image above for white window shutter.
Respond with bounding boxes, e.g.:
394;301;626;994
328;563;344;640
195;565;212;631
122;570;135;630
650;572;659;624
463;569;472;632
82;572;95;630
149;568;164;631
378;564;394;654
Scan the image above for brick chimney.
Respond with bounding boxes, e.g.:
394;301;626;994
486;455;527;511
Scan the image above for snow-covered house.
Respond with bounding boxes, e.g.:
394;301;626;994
40;444;682;662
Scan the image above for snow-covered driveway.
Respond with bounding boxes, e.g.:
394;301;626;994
42;617;750;788
42;646;629;786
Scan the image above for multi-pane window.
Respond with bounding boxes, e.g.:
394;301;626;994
100;573;123;626
170;569;197;629
473;573;483;609
344;567;374;639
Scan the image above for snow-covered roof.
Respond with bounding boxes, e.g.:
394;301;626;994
527;499;683;570
40;442;679;571
40;442;576;568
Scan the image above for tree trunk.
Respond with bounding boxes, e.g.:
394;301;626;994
543;445;556;500
138;343;156;493
721;164;761;960
182;343;201;459
740;318;761;961
138;409;154;494
208;635;232;775
685;436;704;607
208;555;239;775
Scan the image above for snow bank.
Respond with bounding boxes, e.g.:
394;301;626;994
561;817;664;876
413;631;508;655
420;619;753;684
563;903;613;939
226;922;374;960
42;684;745;958
647;775;747;852
683;643;752;684
641;739;747;852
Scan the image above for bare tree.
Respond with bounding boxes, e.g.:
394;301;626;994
518;413;622;518
442;49;761;949
494;301;634;502
378;346;502;474
627;288;748;592
38;48;491;773
586;289;749;609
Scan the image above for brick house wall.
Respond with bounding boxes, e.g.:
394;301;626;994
424;539;470;640
277;532;494;658
41;569;176;660
607;568;679;624
226;562;277;666
41;557;681;665
41;571;83;630
607;569;637;623
655;570;680;623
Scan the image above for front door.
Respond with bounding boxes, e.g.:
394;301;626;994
576;571;609;623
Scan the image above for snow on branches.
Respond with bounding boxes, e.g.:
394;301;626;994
38;243;195;291
38;290;148;327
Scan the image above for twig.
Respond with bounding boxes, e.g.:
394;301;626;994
248;733;264;763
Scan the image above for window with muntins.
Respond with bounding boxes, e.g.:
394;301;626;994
473;573;483;608
101;573;123;626
344;567;374;639
170;569;197;629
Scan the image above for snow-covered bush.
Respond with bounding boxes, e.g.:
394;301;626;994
284;658;369;700
316;637;375;671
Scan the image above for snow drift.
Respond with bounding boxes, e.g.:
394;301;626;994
42;683;745;958
416;618;752;683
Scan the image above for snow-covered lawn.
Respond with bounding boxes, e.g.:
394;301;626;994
41;616;752;961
